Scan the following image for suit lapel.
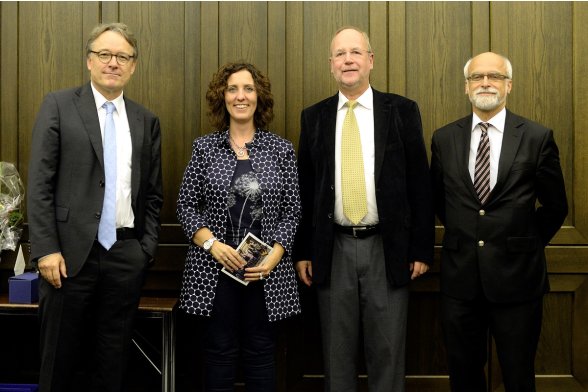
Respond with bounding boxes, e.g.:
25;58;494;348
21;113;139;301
75;83;104;167
373;90;390;181
454;116;478;200
125;98;144;203
492;110;524;199
320;94;338;182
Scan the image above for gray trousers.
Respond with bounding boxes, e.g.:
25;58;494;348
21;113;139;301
317;231;409;392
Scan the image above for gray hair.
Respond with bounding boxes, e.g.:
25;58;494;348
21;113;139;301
463;54;512;79
85;23;138;59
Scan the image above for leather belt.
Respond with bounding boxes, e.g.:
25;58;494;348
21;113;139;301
116;227;137;240
334;224;379;239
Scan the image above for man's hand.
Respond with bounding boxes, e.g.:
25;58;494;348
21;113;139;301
295;260;313;287
38;252;67;288
410;261;429;280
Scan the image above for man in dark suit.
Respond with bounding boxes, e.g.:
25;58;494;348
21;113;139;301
27;23;163;392
431;52;568;391
294;26;434;391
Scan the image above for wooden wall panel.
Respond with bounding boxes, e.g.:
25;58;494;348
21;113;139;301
0;2;18;164
492;2;574;233
573;2;588;245
302;2;369;107
0;2;587;391
268;2;287;139
285;2;304;151
405;1;473;151
17;2;87;188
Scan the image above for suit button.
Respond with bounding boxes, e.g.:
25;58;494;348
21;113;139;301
479;210;485;216
95;212;101;219
330;185;334;190
328;213;333;219
99;180;105;187
478;240;485;247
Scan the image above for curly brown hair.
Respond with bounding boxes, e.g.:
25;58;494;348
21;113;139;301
206;62;274;131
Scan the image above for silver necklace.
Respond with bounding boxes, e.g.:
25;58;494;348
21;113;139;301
229;134;251;157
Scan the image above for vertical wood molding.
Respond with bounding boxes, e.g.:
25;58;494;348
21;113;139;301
387;2;406;95
0;2;19;165
369;2;388;91
285;2;304;150
573;2;588;243
184;2;201;158
268;2;287;139
200;2;219;136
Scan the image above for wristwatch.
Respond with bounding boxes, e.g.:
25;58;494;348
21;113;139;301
202;237;217;253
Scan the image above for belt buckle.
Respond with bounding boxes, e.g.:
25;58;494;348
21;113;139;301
352;227;366;238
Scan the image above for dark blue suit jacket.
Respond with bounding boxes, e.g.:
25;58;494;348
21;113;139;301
294;89;434;287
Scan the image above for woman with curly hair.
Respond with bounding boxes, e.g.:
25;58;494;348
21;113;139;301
177;62;301;391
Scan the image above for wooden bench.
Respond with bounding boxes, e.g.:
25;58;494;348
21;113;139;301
0;294;178;392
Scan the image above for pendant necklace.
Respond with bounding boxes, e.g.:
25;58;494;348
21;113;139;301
230;135;248;157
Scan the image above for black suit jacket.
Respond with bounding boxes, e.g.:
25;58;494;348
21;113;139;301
431;110;567;302
294;89;434;287
27;82;163;276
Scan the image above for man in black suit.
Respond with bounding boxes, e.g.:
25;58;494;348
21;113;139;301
27;23;163;392
294;26;434;391
431;52;568;391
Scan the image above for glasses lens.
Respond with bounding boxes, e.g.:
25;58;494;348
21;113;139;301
116;54;130;65
97;52;112;63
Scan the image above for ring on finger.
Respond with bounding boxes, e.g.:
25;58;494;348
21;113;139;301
259;272;264;280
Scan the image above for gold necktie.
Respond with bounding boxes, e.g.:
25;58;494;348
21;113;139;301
341;100;368;225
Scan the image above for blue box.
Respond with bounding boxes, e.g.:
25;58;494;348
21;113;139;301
0;384;39;392
8;272;39;304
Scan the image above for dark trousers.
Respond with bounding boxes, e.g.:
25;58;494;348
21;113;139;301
441;294;543;392
38;239;148;392
202;273;276;392
317;232;409;392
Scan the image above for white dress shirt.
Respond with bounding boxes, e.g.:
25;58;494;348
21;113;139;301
468;109;506;191
334;86;379;226
91;83;135;229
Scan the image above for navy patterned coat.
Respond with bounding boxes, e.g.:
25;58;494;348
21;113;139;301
177;129;302;322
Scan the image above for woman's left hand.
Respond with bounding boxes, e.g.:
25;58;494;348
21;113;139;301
244;242;285;282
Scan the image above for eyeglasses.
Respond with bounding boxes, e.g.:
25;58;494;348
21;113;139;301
466;73;510;82
90;51;135;65
332;49;371;61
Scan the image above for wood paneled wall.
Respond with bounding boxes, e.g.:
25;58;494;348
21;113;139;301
1;2;587;391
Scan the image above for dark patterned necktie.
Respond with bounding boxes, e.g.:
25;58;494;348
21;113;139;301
474;122;490;204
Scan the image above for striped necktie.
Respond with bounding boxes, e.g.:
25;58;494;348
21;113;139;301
474;122;491;204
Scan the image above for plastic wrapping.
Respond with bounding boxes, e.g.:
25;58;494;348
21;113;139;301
0;162;25;252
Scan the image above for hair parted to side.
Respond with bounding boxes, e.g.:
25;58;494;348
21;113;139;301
86;23;138;59
330;25;373;55
206;62;274;131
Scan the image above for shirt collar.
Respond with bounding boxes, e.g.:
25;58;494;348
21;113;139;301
337;85;373;111
471;108;506;134
90;82;125;113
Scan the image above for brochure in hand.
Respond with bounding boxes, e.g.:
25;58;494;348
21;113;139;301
221;232;273;286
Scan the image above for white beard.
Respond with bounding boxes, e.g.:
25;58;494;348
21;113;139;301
470;88;503;111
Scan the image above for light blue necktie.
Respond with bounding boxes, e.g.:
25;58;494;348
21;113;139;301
98;101;117;249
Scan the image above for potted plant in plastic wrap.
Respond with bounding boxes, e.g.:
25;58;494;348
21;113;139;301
0;162;25;261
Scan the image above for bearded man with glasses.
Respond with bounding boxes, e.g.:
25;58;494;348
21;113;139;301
431;52;568;392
